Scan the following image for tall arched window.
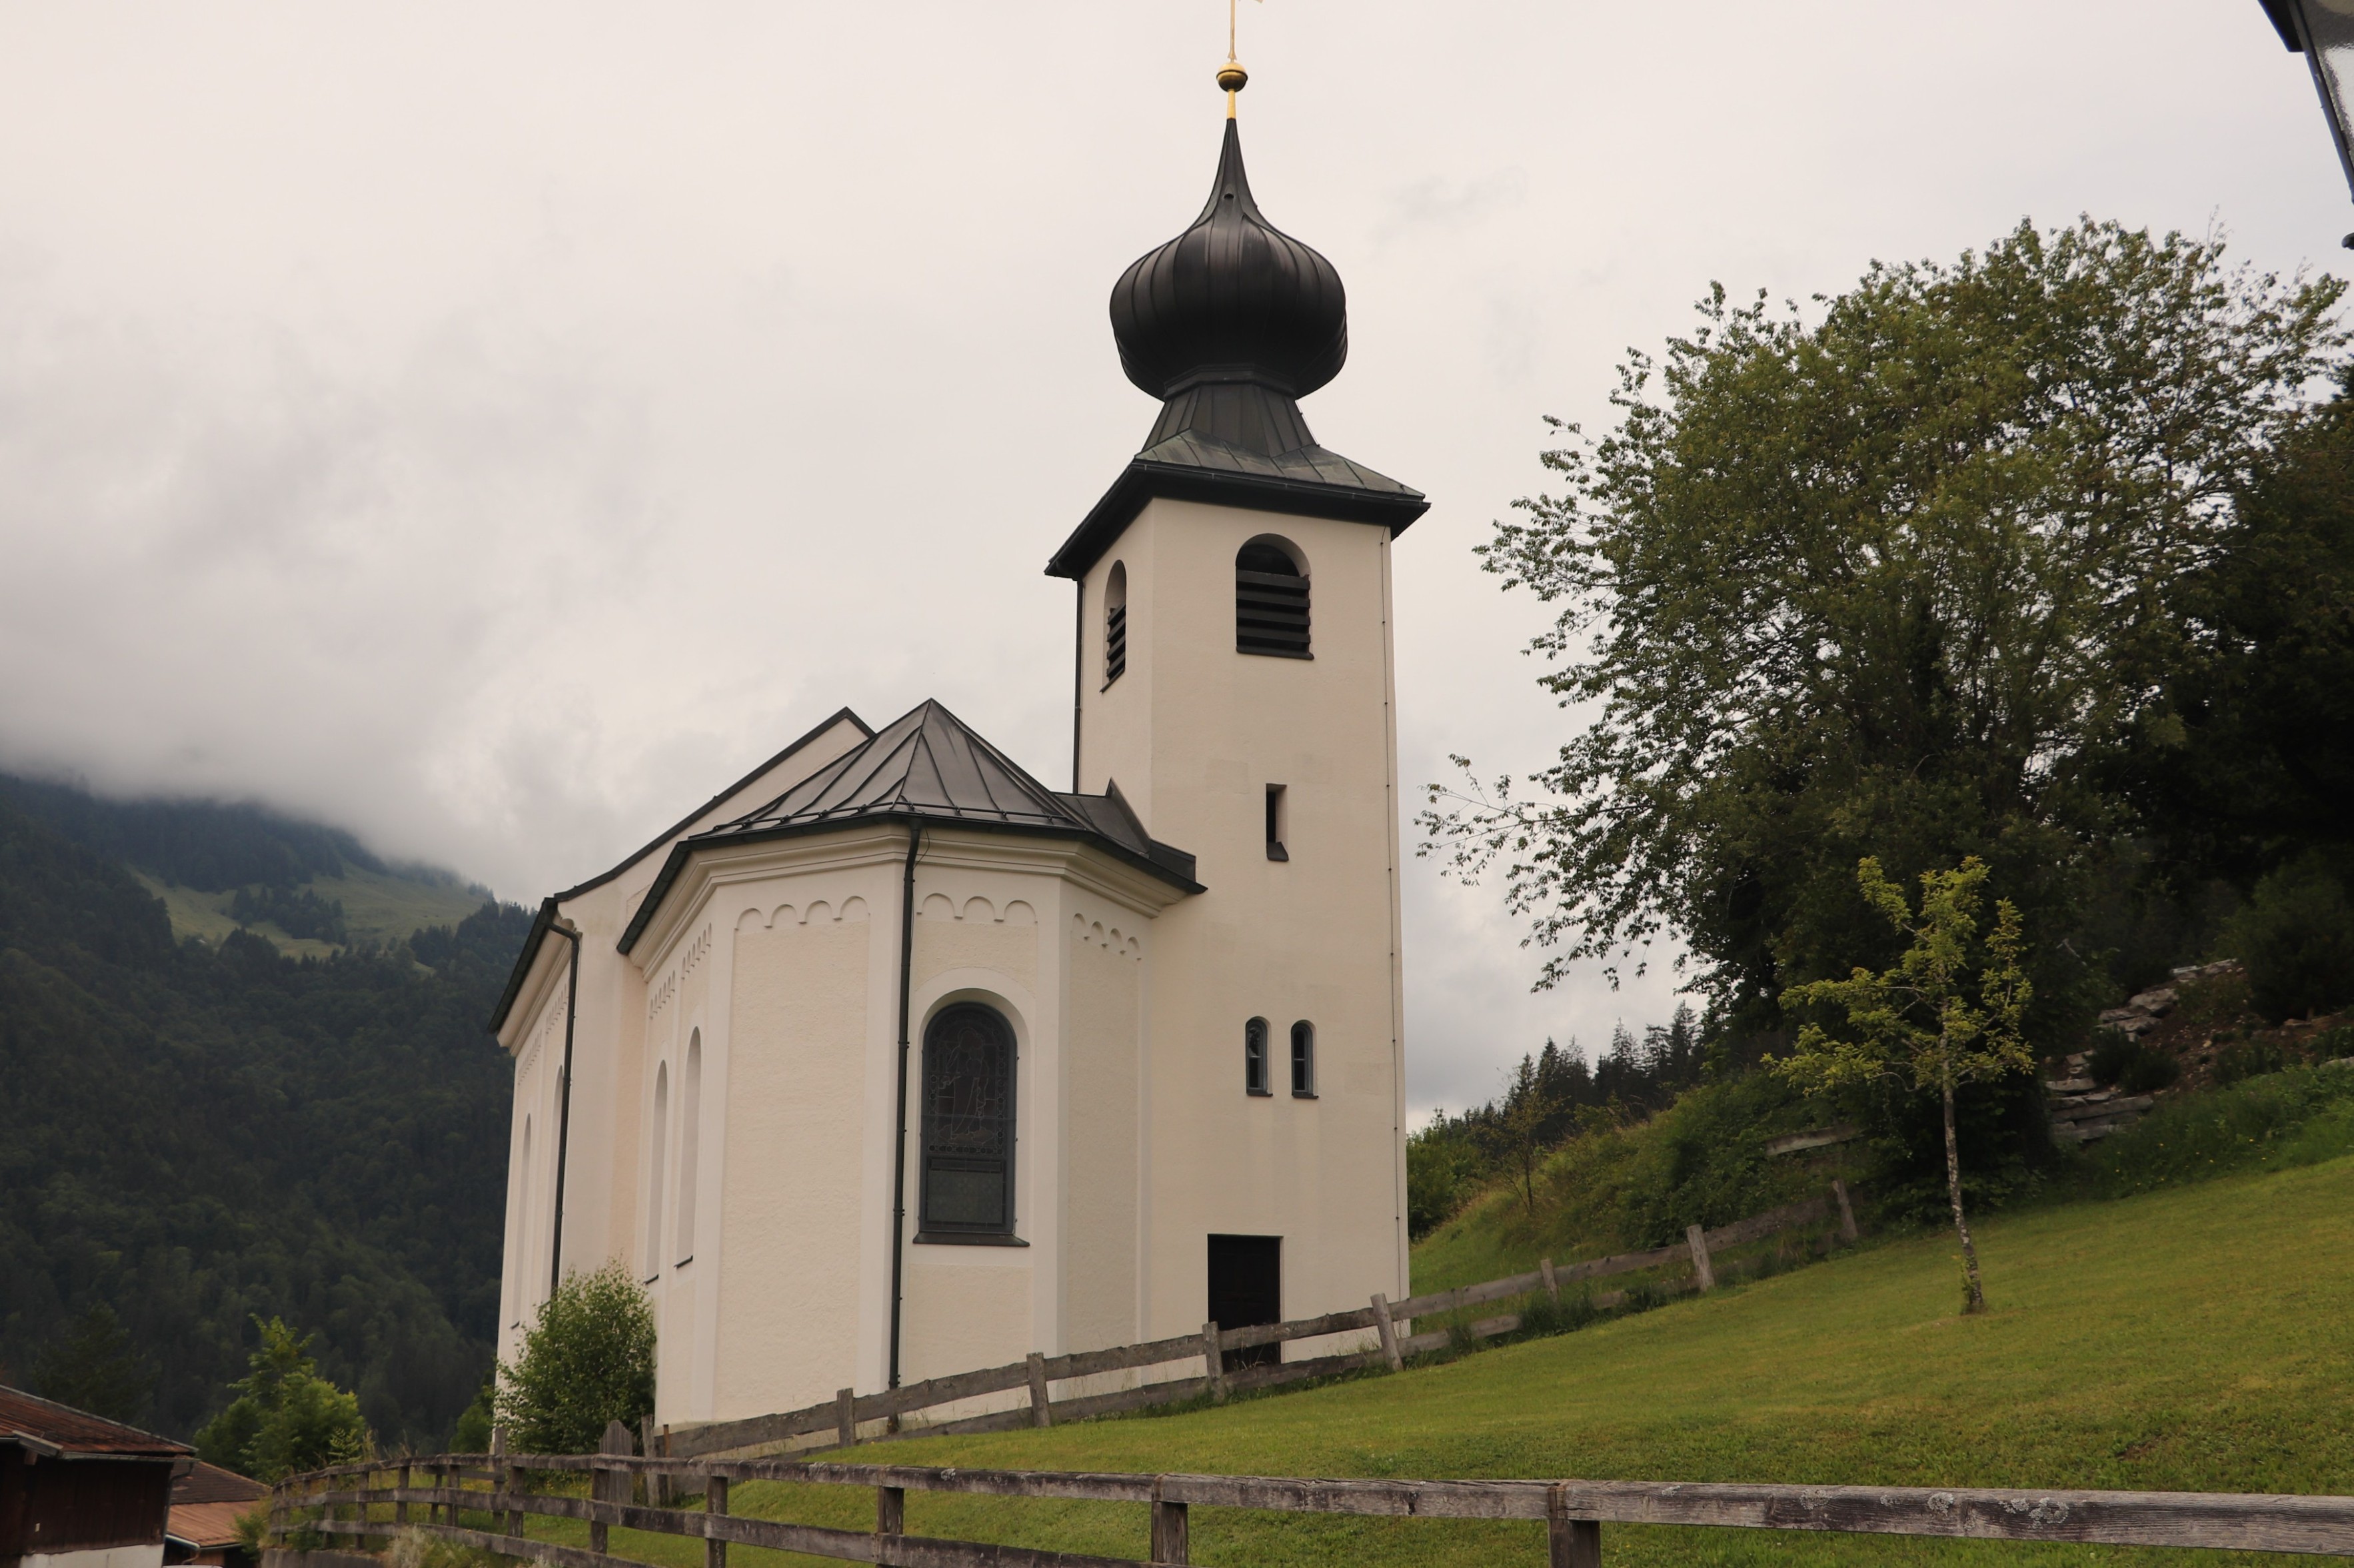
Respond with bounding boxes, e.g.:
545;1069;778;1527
1244;1017;1271;1096
645;1064;668;1282
1290;1021;1316;1098
675;1031;701;1265
1104;561;1128;687
1236;537;1309;658
515;1115;533;1325
920;1003;1016;1237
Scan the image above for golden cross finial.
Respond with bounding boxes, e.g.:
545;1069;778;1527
1218;0;1260;118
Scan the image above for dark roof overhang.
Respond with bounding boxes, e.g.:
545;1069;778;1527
616;808;1202;957
1046;455;1429;581
487;896;563;1036
2262;0;2302;49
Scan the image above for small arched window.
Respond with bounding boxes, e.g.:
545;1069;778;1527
1104;561;1128;688
1244;1017;1271;1096
1236;538;1309;658
1290;1021;1316;1098
921;1003;1017;1237
645;1064;668;1282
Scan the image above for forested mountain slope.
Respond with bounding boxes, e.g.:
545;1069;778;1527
0;776;527;1448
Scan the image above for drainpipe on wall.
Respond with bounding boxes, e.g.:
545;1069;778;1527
545;919;584;1301
887;822;923;1391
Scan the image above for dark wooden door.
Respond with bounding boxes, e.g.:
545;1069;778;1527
1207;1234;1282;1368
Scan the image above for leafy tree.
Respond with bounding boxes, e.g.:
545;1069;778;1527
1771;858;2031;1313
195;1317;371;1481
33;1303;153;1423
2123;387;2354;892
494;1262;655;1455
1479;1054;1568;1215
2221;852;2354;1023
1423;220;2347;1050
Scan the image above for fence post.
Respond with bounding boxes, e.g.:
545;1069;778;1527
876;1484;905;1537
1026;1351;1054;1427
1539;1257;1561;1306
1370;1294;1403;1372
1831;1178;1859;1243
395;1461;409;1527
836;1387;858;1450
1200;1321;1227;1404
1547;1483;1601;1568
706;1475;728;1568
1150;1475;1190;1565
1686;1223;1716;1292
641;1416;663;1508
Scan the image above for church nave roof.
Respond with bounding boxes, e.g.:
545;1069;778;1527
616;700;1200;954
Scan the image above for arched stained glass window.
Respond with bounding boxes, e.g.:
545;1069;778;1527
921;1003;1016;1236
1290;1020;1316;1098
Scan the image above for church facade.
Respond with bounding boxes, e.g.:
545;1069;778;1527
490;103;1428;1429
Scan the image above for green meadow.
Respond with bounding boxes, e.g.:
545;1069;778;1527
494;1150;2353;1567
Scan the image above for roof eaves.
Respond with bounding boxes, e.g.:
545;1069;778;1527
616;809;1205;954
486;896;562;1036
1047;456;1429;580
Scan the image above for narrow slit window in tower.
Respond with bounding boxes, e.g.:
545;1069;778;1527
1290;1021;1316;1098
1265;783;1288;860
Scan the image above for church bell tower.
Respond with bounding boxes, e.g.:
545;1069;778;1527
1046;63;1427;1335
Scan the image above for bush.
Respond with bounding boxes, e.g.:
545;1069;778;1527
195;1318;371;1482
2087;1034;2181;1094
2222;854;2354;1022
494;1261;654;1455
2078;1064;2354;1195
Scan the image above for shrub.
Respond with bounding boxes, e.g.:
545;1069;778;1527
195;1317;371;1482
2222;853;2354;1022
2079;1064;2354;1195
494;1261;655;1455
2087;1034;2180;1094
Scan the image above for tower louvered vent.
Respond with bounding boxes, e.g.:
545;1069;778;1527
1236;541;1308;657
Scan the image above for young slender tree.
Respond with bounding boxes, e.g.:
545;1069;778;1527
1771;857;2031;1313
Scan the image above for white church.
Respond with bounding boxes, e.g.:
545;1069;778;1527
489;79;1428;1429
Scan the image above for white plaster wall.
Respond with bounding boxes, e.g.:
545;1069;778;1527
1078;496;1410;1341
492;712;868;1372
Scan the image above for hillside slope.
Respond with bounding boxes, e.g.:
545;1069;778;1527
602;1158;2354;1567
0;778;526;1447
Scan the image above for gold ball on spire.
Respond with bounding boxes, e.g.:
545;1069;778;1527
1216;60;1248;94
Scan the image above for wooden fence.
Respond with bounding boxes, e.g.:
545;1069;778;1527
266;1449;2354;1565
656;1181;1865;1462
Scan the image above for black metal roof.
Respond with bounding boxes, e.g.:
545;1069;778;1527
616;700;1201;955
1110;119;1348;402
1050;121;1425;581
2262;0;2301;49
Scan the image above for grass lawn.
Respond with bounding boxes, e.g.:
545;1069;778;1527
507;1155;2353;1567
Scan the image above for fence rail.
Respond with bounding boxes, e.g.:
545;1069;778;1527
658;1182;1863;1461
267;1450;2354;1565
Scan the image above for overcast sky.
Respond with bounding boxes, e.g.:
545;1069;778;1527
0;1;2343;1122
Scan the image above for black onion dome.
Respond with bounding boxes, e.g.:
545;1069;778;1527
1110;119;1348;400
